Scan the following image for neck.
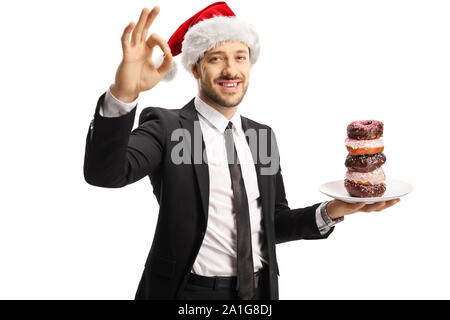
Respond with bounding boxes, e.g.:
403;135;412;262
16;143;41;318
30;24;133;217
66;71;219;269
199;91;237;120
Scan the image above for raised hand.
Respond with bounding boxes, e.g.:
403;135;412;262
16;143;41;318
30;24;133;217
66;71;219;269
110;6;173;102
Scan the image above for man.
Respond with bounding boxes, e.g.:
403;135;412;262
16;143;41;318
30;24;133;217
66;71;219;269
83;2;400;300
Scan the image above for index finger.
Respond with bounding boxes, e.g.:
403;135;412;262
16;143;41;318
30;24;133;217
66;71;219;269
147;33;172;73
360;201;386;212
382;198;401;209
363;199;400;212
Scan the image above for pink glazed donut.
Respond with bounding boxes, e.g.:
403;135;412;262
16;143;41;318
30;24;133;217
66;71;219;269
347;120;383;140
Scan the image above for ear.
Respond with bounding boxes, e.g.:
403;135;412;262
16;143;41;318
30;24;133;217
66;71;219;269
191;63;200;79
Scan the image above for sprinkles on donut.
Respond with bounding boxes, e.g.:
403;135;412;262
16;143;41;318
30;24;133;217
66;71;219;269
345;152;386;173
344;120;386;197
347;120;383;140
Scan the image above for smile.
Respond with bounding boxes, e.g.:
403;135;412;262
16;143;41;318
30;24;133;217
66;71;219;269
217;80;242;91
221;83;238;87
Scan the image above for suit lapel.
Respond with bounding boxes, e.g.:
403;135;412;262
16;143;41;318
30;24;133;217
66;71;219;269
240;116;271;223
178;101;273;232
241;115;278;279
179;99;210;228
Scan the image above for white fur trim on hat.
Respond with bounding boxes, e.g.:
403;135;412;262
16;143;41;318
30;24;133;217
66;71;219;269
181;16;260;74
155;54;178;81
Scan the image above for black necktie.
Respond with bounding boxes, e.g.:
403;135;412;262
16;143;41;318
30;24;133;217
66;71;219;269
224;121;254;300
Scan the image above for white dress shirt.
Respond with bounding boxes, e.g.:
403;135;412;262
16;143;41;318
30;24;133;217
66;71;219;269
100;86;343;276
191;96;267;276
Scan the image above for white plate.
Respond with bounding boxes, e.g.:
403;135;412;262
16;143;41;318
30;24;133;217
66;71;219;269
319;179;413;204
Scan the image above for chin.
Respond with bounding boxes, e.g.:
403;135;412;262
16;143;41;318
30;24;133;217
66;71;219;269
221;96;243;107
219;89;245;101
202;83;247;108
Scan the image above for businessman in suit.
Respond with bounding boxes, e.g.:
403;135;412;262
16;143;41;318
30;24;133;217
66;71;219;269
83;4;400;300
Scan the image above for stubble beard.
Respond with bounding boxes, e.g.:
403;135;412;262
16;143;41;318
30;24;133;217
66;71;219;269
200;78;249;108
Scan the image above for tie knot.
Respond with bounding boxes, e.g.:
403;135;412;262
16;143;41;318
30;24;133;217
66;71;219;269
225;121;233;134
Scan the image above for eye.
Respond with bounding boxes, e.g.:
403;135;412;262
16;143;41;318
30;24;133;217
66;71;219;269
237;56;247;61
210;57;221;62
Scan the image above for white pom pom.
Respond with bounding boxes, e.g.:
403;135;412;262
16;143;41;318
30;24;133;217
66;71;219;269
162;59;177;81
155;54;177;81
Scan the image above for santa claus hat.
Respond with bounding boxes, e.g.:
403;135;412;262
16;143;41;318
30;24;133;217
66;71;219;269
158;1;260;81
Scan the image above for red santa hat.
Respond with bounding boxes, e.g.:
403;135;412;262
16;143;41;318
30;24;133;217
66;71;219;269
158;1;260;81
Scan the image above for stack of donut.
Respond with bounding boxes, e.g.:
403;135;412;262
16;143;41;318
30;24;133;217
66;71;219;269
344;120;386;197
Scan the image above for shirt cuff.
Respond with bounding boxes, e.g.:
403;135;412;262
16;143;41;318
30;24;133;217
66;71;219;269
315;201;344;235
99;85;138;117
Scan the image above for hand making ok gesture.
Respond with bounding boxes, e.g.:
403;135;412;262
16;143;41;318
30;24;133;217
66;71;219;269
110;6;173;102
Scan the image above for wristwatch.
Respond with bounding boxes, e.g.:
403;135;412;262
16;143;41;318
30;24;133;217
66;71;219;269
321;201;344;227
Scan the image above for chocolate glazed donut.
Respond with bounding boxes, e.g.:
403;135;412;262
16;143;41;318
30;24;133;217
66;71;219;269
345;152;386;173
344;179;386;197
347;120;383;140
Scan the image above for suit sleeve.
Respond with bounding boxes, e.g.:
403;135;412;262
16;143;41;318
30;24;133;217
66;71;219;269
83;92;165;188
269;128;334;244
100;85;138;117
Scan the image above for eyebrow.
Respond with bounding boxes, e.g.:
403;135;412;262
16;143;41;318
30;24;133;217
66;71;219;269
207;49;249;56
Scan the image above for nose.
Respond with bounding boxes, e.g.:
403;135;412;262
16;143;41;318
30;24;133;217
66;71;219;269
221;59;239;78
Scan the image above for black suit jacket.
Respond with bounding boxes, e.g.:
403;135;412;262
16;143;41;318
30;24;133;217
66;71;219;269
83;92;333;300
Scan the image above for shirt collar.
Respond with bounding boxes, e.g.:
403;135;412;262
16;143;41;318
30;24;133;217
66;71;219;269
194;95;243;136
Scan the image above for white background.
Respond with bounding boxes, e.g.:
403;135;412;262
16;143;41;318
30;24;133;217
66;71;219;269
1;0;449;299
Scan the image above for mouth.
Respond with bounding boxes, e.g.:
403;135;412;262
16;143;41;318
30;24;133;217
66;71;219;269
216;80;242;92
